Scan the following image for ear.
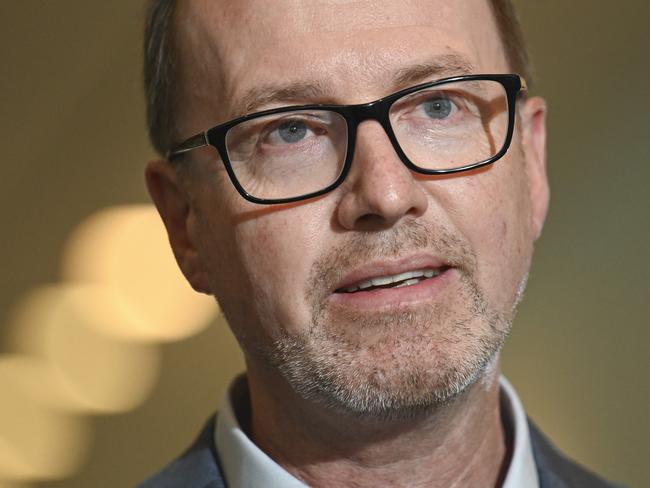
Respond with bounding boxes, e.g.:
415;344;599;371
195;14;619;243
145;160;211;294
520;96;550;241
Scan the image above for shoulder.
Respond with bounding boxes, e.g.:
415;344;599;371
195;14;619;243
138;416;226;488
528;420;625;488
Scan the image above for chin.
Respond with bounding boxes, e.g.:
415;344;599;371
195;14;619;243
266;301;512;421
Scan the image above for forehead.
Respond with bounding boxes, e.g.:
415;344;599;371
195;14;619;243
175;0;506;124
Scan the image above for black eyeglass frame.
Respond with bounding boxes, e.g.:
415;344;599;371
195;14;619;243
168;74;527;205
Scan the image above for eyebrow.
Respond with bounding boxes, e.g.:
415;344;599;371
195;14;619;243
236;81;329;117
392;54;475;87
233;53;476;116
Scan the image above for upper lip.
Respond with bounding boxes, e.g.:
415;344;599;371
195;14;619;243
333;254;451;292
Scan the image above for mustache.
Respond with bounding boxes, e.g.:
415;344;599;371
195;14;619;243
306;220;477;300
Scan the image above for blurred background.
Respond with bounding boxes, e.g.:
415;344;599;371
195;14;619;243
0;1;647;487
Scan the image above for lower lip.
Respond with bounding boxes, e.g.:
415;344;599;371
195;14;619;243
329;268;455;311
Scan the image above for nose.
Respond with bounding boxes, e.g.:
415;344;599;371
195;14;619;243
336;121;428;230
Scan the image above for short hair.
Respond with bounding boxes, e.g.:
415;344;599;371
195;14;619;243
143;0;533;157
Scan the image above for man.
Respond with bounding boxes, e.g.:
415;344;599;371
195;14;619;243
140;0;621;486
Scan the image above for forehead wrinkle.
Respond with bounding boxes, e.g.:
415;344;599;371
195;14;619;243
235;81;331;117
265;0;449;35
392;54;476;87
230;51;476;117
179;0;507;130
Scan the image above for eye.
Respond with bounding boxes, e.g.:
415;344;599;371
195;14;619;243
422;97;453;119
274;120;308;144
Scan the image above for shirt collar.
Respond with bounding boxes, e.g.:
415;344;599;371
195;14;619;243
215;376;539;488
500;376;540;488
215;376;308;488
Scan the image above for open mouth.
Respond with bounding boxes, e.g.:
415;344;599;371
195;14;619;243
335;266;450;294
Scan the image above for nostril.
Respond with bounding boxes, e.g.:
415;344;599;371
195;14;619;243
336;168;429;230
354;213;392;230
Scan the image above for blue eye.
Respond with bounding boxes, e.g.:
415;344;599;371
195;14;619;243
423;98;453;119
277;120;308;143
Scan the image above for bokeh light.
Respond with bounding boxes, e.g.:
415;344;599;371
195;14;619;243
7;285;161;413
0;204;220;483
61;205;218;342
0;356;90;481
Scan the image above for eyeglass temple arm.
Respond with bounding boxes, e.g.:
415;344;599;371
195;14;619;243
167;132;208;160
519;76;528;93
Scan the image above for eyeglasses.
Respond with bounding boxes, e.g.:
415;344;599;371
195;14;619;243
168;74;527;205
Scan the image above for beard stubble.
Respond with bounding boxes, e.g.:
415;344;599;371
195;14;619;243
251;220;524;420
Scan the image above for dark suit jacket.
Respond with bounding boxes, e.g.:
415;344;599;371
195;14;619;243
139;417;622;488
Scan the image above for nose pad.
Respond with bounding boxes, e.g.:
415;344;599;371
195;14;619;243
336;121;428;230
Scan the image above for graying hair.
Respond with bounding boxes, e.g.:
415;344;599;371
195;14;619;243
143;0;177;156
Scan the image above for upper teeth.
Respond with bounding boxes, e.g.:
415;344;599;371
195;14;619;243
345;269;439;293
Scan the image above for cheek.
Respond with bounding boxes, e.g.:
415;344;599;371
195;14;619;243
448;165;533;307
193;162;329;337
230;208;327;334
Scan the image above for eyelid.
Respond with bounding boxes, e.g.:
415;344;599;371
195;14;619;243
392;89;457;113
262;118;320;146
263;113;329;134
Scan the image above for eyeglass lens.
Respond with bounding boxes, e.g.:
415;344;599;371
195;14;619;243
224;79;509;201
226;110;348;201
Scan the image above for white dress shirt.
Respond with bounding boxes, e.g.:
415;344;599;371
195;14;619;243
215;376;539;488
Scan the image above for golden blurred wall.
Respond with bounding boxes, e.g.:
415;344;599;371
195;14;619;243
0;1;647;487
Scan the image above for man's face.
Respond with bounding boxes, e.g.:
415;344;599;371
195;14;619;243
162;0;548;415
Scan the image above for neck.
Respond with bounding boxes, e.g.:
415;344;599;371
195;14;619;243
245;362;509;488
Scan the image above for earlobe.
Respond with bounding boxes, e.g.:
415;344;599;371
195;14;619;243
521;96;550;241
145;160;212;294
